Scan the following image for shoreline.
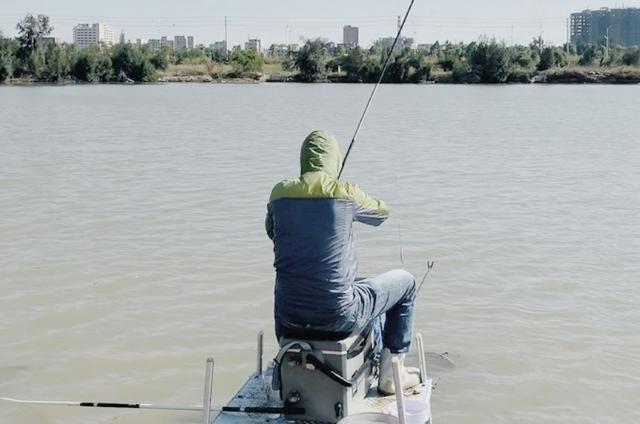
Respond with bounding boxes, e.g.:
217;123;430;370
3;68;640;86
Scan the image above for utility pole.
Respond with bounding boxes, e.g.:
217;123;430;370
566;18;570;53
511;25;514;46
225;16;228;59
605;25;612;62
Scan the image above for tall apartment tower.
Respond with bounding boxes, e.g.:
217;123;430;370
343;25;359;47
73;23;114;48
245;39;262;53
187;36;194;49
571;8;640;47
174;35;187;49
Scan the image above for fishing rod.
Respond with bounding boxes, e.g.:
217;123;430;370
0;397;305;415
338;0;417;179
0;397;202;411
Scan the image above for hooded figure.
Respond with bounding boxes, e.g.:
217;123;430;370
266;130;420;395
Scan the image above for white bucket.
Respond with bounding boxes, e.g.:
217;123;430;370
338;413;400;423
388;399;431;424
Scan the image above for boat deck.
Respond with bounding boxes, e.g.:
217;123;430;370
212;366;432;424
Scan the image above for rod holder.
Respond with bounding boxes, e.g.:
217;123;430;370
416;333;428;384
256;331;264;376
391;357;407;424
202;358;214;424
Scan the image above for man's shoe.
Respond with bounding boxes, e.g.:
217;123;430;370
377;348;421;395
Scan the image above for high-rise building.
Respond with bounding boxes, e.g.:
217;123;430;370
571;8;640;47
211;41;228;56
72;23;114;48
268;44;292;57
148;39;161;49
187;36;194;49
245;39;262;53
161;36;174;49
175;35;187;49
343;25;359;47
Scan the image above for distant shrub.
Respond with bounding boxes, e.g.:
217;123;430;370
451;60;475;83
507;69;533;83
229;49;264;75
538;47;569;71
622;47;640;66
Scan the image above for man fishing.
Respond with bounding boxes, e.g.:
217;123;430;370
265;130;420;395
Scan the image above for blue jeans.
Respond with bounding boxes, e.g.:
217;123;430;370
276;270;417;354
353;270;417;353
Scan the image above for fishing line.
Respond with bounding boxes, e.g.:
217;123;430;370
338;0;417;179
395;175;406;266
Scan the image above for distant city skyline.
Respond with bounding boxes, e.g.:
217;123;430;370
2;0;640;47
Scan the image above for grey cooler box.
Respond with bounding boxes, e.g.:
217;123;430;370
276;331;376;423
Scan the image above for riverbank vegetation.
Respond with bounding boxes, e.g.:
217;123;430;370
1;14;640;85
0;14;265;84
287;37;640;84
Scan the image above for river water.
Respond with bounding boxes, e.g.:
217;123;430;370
1;83;638;424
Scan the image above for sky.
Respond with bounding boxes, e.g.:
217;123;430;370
1;0;640;47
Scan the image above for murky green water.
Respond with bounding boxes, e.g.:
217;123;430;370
1;83;639;424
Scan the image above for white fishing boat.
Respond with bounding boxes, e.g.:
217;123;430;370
2;330;433;424
209;330;433;424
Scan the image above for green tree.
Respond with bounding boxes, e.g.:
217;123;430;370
437;45;463;71
294;39;330;82
578;45;597;66
451;60;473;83
537;47;555;71
602;45;624;67
400;50;432;83
327;46;365;81
36;43;73;82
0;33;17;82
72;44;113;82
553;48;569;68
466;39;512;83
15;14;53;74
512;47;536;69
529;35;544;54
622;47;640;66
111;44;156;82
150;47;170;70
429;41;441;56
538;47;568;71
173;46;209;65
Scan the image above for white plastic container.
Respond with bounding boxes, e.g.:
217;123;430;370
388;399;431;424
338;413;400;423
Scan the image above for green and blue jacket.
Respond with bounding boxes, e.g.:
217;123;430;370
266;131;389;331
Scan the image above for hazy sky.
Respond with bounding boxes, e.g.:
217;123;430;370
2;0;639;47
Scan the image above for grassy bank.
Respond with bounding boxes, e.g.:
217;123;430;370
541;66;640;84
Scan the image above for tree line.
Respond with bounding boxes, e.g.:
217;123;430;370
2;14;640;84
289;37;640;84
0;14;264;83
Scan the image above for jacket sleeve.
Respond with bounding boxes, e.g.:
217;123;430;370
344;182;389;226
265;204;274;240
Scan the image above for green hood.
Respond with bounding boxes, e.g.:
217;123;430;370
300;130;343;178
